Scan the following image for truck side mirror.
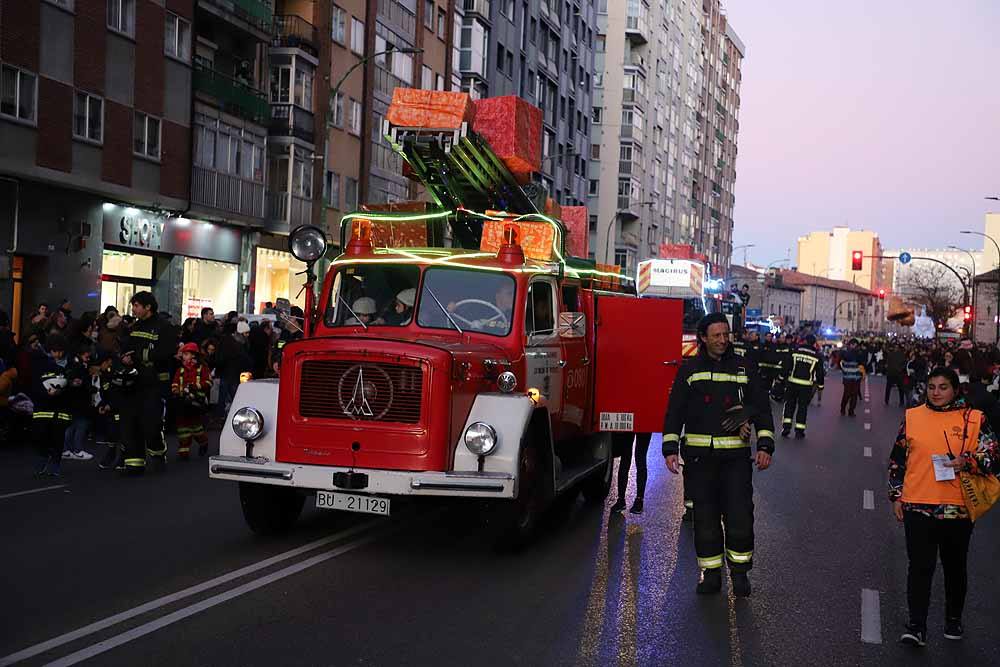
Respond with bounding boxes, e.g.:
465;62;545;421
558;312;586;339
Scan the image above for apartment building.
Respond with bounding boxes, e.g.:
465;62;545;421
796;226;891;294
457;0;598;209
589;0;704;274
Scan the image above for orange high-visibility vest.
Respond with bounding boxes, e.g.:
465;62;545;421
901;404;982;506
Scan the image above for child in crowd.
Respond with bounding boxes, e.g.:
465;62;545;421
172;343;212;460
31;334;71;477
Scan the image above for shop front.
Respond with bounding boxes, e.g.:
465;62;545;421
101;205;243;322
252;246;307;312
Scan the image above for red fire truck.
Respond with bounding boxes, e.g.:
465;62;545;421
210;93;683;545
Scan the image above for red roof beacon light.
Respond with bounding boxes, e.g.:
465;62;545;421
345;218;375;256
497;222;526;266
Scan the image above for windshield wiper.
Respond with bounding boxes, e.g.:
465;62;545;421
424;287;463;334
334;292;368;331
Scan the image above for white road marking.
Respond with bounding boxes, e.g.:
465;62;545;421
864;408;871;414
863;490;875;510
0;484;67;500
0;521;378;666
44;530;385;667
864;447;872;458
861;589;883;644
864;423;871;431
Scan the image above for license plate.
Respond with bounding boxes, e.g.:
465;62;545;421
316;490;390;516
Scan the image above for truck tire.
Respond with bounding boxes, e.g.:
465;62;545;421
239;482;305;536
494;444;543;550
581;440;613;504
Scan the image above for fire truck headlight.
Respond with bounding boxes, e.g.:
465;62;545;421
289;225;328;263
497;371;517;393
464;422;498;456
232;407;265;442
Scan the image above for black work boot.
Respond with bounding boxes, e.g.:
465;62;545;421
795;430;806;439
609;498;626;513
150;455;167;473
629;498;644;514
781;427;791;438
98;446;119;470
731;571;751;598
696;568;722;595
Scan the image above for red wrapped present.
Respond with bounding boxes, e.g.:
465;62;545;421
386;89;475;129
480;218;555;262
561;206;589;258
472;96;542;184
544;197;562;221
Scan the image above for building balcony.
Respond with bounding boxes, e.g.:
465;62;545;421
273;14;318;56
192;166;266;220
193;61;270;125
462;0;492;22
267;191;312;230
269;104;314;144
625;7;649;44
622;88;644;106
199;0;274;37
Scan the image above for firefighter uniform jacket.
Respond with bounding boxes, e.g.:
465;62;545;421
759;342;783;374
662;347;776;457
784;345;825;390
731;339;759;366
31;356;71;422
121;315;177;389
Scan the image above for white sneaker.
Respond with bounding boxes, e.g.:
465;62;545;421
62;450;75;459
70;451;94;461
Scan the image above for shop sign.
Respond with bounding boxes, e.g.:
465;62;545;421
102;205;242;264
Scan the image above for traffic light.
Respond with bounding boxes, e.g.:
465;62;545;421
852;251;863;271
878;288;885;299
964;305;972;321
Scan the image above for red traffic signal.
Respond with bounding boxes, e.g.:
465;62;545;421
851;251;863;271
878;288;886;299
964;305;972;321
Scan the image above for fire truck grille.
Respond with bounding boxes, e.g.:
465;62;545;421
298;360;423;424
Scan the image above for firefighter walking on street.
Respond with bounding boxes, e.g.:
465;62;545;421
758;332;783;394
119;292;176;476
663;313;776;597
781;334;825;438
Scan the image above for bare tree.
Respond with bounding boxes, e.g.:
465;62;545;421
898;264;965;325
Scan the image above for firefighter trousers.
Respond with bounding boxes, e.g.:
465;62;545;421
782;383;814;433
683;449;755;572
120;388;166;470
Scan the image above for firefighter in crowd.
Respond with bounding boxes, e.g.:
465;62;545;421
663;313;775;597
758;332;783;393
171;343;212;460
839;338;865;417
781;334;825;438
731;330;759;366
119;292;176;475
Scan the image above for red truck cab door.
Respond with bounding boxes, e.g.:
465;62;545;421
592;296;683;434
557;281;589;438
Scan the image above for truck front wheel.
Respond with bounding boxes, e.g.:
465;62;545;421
494;445;544;550
239;482;305;536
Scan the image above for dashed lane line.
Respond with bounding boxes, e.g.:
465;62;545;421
0;485;67;501
863;447;872;458
864;408;871;414
0;521;379;666
860;589;883;644
864;423;871;431
863;490;875;510
43;529;388;667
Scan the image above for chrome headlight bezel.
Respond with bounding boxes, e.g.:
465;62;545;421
288;224;328;263
232;407;265;442
497;371;517;393
464;421;498;456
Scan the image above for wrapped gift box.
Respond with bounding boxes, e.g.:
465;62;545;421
472;96;542;184
386;89;475;129
561;206;589;258
480;218;555;262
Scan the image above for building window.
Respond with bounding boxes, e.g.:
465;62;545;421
424;0;434;29
331;5;346;45
294;64;313;108
73;91;103;143
588;179;599;195
589;215;598;232
164;12;191;61
348;98;361;136
332;91;344;127
324;169;343;208
590;143;600;159
345;177;359;211
133;111;161;160
351;18;365;55
0;64;37;123
437;9;446;39
422;65;433;90
435;73;444;91
591;106;601;124
107;0;135;37
501;0;515;20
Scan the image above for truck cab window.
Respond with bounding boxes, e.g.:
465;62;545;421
324;264;420;327
562;284;580;312
526;282;555;336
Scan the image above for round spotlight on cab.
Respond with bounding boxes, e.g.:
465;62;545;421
464;422;498;456
497;371;517;393
289;225;328;263
232;407;265;442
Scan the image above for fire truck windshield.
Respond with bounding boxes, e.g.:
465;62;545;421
324;264;420;327
417;268;516;337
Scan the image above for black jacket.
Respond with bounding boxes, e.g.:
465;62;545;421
30;353;71;417
784;345;825;390
662;346;776;457
121;314;177;389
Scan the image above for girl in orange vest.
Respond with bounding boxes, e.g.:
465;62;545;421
888;367;999;647
171;343;212;460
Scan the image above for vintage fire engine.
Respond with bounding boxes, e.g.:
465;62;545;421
210;92;683;545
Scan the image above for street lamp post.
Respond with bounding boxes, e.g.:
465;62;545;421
604;201;653;267
948;245;977;340
960;230;1000;343
762;258;790;321
731;244;755;268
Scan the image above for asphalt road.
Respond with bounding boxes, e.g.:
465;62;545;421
2;375;999;666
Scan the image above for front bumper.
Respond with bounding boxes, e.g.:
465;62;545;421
208;456;516;498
